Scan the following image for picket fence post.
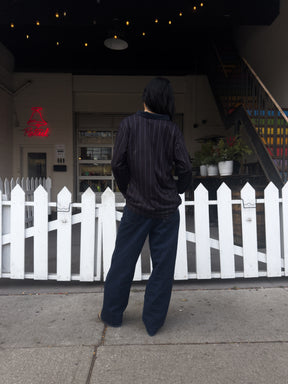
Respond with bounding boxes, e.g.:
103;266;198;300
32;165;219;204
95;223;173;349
10;185;25;279
174;193;188;280
217;183;235;279
194;183;211;279
264;182;282;277
57;187;72;281
101;188;116;281
80;188;96;281
241;183;258;277
34;185;49;280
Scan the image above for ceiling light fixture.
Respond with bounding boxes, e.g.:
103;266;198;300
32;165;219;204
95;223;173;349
104;17;128;50
104;35;128;50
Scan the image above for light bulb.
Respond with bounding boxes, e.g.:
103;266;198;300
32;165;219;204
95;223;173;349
10;22;15;28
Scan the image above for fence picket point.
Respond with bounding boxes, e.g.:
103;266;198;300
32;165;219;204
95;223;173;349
101;187;116;280
34;185;48;280
241;183;258;277
264;182;282;277
95;207;102;281
174;193;188;280
195;183;211;279
57;187;72;281
80;188;95;281
10;185;25;279
217;183;235;278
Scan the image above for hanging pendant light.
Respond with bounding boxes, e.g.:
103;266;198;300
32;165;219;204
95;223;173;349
104;35;128;50
104;18;128;50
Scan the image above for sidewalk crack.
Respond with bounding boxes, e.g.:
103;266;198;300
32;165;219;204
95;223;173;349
85;324;107;384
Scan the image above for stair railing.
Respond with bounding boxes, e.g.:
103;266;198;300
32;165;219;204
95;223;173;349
210;46;288;183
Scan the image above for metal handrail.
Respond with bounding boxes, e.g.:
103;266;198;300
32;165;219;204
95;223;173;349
210;47;287;182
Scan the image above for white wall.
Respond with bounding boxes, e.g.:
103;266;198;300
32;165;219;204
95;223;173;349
0;43;14;178
235;0;288;107
13;73;73;200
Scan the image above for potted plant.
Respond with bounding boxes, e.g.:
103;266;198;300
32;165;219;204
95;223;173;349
193;141;218;176
215;136;252;176
202;141;219;176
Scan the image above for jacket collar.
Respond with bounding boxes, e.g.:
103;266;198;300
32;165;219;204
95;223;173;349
137;111;170;121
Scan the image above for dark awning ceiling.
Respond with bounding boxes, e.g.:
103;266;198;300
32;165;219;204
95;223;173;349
0;0;280;75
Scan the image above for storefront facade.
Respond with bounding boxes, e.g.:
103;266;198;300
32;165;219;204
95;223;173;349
10;73;225;201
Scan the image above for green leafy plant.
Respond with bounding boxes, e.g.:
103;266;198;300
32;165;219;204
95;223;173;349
215;136;252;162
193;141;219;166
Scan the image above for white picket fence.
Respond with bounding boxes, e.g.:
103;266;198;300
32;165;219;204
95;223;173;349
0;177;52;226
0;181;288;281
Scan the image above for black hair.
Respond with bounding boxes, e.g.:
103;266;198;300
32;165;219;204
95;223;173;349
142;77;175;120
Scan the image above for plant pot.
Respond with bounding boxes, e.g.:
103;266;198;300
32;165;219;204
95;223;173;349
200;164;207;177
218;160;233;176
207;164;218;176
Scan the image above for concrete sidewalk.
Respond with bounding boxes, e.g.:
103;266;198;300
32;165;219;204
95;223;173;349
1;279;288;384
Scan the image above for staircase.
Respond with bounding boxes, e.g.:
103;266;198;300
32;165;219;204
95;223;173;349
208;42;288;188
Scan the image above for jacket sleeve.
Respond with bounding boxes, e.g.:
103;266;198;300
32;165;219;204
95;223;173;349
174;128;193;194
111;121;130;196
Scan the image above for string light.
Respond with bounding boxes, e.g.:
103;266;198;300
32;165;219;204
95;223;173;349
10;22;15;28
142;32;146;36
63;11;67;16
36;20;40;26
200;2;204;7
26;34;30;39
56;41;60;46
193;6;197;11
154;18;159;23
84;42;88;46
168;20;172;25
179;12;183;17
126;20;130;26
55;12;59;18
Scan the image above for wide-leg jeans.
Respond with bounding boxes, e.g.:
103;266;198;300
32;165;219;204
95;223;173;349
101;206;180;335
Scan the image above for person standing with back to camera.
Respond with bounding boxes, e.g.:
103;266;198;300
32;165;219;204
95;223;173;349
100;77;192;336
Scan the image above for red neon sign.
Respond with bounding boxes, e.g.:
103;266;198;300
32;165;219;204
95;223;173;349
25;107;50;137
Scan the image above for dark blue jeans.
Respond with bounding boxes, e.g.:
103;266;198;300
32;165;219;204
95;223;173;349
101;206;180;336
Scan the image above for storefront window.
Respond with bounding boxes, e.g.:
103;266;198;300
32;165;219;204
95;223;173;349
79;147;112;161
79;163;112;176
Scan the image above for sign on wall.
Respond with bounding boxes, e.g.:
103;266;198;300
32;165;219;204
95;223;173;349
25;107;50;137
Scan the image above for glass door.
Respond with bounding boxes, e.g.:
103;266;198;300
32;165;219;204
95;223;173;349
77;128;119;196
